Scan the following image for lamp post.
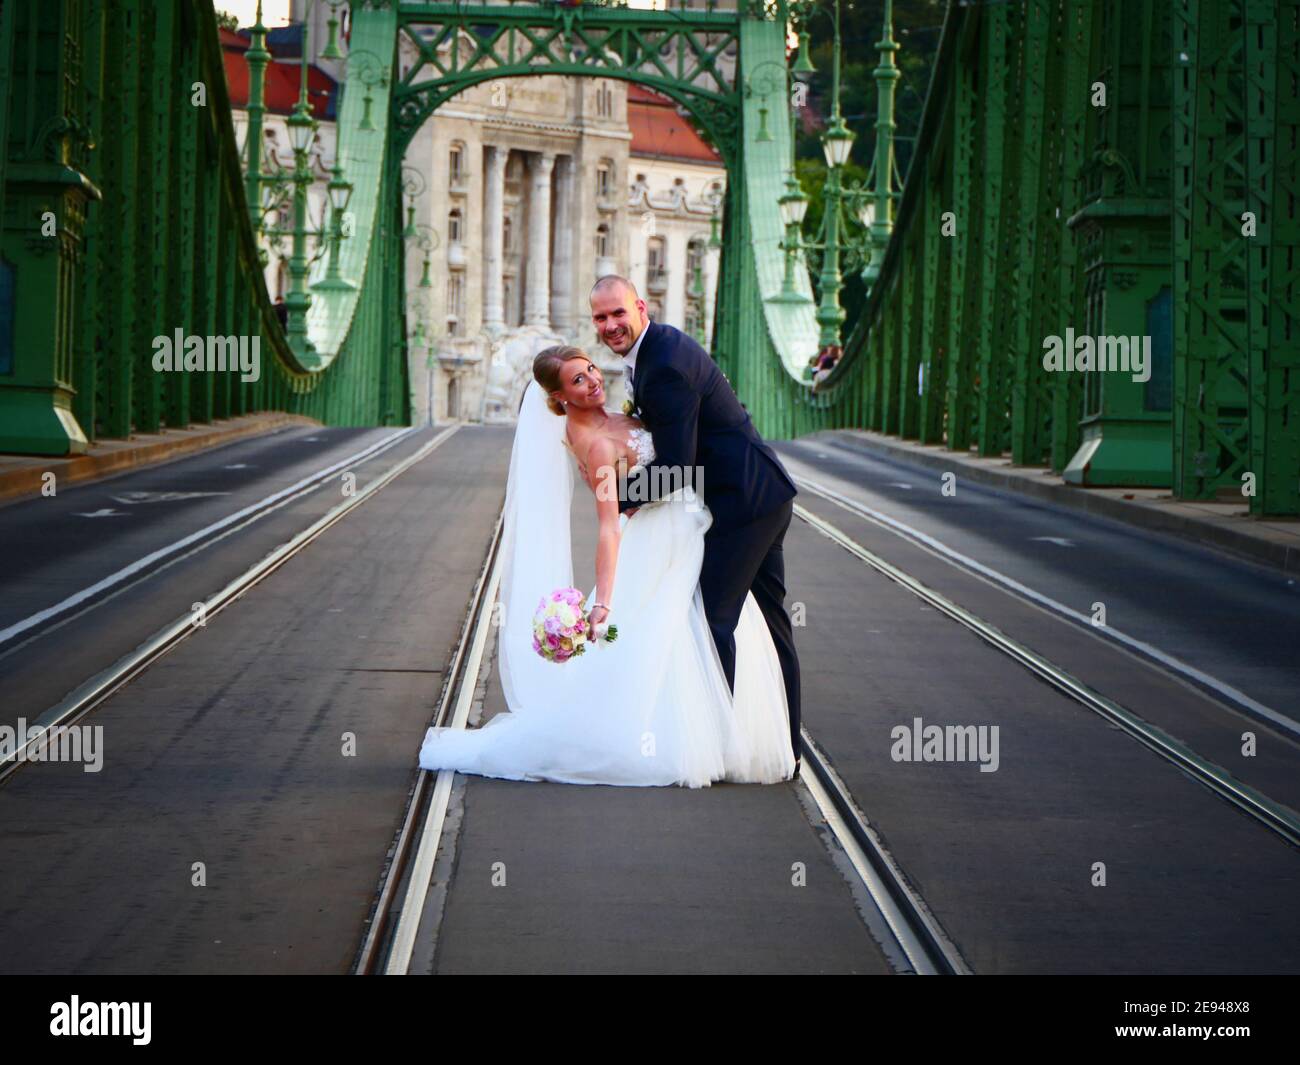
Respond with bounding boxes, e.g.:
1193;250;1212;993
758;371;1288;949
705;180;724;250
742;59;792;145
313;161;356;292
283;41;319;363
812;0;853;349
347;49;390;133
400;166;427;239
244;2;271;241
242;0;361;360
776;168;810;302
406;222;441;291
784;0;897;345
863;0;901;287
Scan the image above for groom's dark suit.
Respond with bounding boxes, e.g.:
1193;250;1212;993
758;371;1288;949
618;320;801;763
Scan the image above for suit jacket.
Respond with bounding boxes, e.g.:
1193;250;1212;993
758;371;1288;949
620;320;797;532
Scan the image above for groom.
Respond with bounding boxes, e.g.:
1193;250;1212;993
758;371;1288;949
589;276;803;775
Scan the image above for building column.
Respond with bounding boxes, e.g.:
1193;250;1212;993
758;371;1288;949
482;146;507;334
550;155;575;337
524;151;555;328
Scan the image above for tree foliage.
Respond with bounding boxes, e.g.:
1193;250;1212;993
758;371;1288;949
792;0;943;336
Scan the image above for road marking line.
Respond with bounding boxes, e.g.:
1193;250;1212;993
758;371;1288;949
0;428;418;650
792;500;1300;849
384;552;502;975
792;472;1299;740
2;426;461;779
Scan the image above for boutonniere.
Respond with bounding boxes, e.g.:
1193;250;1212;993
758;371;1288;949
622;399;636;416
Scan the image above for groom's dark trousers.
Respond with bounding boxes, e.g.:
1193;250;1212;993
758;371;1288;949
617;321;802;761
698;498;800;760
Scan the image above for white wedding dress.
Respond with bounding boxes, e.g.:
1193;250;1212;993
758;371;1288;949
418;381;795;787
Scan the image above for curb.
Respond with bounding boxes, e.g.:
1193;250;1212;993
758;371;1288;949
0;413;321;506
817;430;1300;578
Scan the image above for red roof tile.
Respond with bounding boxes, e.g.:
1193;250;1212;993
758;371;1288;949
221;34;334;119
628;86;722;164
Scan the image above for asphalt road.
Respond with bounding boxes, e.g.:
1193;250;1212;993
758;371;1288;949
0;425;505;973
1;424;1296;973
774;433;1300;725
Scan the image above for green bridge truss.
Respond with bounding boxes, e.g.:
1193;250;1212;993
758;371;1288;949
0;0;1296;515
807;0;1300;516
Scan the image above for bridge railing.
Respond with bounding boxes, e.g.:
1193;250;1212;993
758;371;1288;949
0;0;409;456
732;0;1299;517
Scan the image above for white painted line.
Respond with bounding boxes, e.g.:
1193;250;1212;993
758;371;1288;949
793;474;1300;740
5;425;462;775
792;502;1300;848
385;557;502;975
0;428;418;650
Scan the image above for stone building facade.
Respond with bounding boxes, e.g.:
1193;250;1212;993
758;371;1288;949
225;11;728;427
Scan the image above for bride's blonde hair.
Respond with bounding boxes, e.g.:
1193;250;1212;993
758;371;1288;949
533;345;589;416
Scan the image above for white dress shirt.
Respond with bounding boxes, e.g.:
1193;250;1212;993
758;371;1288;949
623;324;648;395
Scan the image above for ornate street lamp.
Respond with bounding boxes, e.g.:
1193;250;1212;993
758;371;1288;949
283;33;320;362
243;0;363;358
406;222;441;290
243;2;272;239
812;0;852;349
316;0;348;61
400;166;427;239
784;0;898;347
821;113;855;169
776;169;810;302
793;25;816;78
743;60;791;146
706;182;724;249
863;0;902;288
313;161;356;292
348;50;390;133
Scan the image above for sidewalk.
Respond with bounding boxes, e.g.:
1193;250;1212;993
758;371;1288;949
0;412;319;505
818;429;1300;577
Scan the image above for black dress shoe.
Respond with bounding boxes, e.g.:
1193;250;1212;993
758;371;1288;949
791;759;802;780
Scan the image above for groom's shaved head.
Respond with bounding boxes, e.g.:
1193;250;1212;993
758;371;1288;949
590;275;649;356
590;275;639;302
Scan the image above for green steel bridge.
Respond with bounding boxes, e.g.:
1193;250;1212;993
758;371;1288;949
1;0;1297;515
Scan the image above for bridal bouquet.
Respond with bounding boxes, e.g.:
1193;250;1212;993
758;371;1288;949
532;588;619;664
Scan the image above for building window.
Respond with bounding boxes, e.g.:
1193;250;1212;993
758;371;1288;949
449;143;464;186
503;216;512;255
596;162;612;201
596;223;610;259
685;308;701;339
446;275;465;336
596;83;613;118
647;237;667;292
647;300;662;321
686;237;706;294
448;208;463;244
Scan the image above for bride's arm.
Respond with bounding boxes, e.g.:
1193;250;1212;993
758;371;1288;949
583;436;622;632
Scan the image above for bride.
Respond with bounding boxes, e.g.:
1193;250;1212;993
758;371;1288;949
418;346;795;787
